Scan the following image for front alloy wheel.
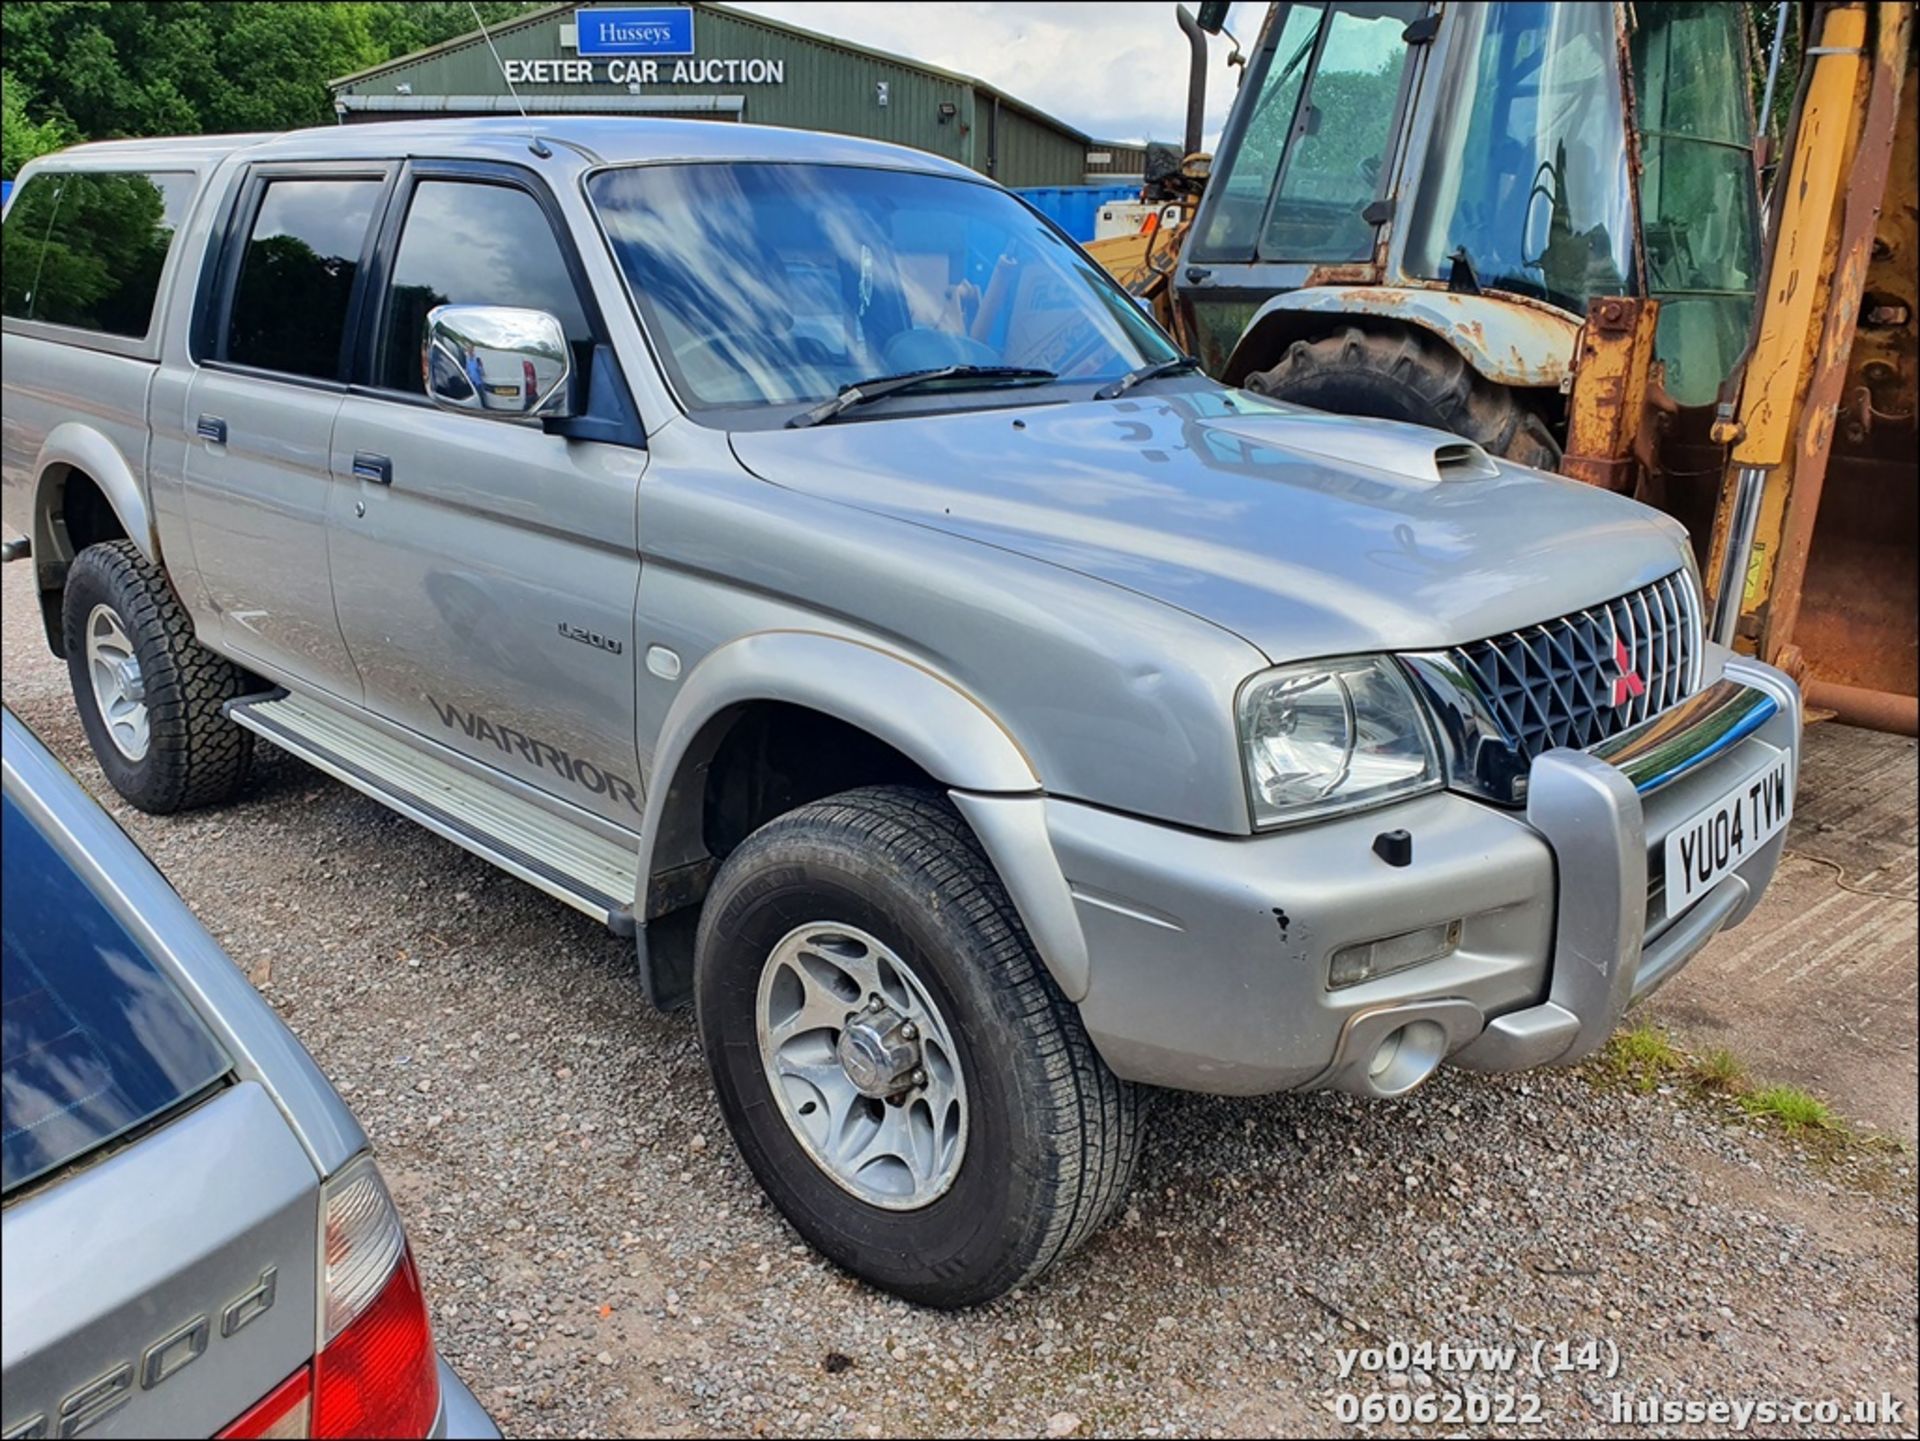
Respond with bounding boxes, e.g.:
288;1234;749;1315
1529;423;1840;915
757;922;967;1209
697;785;1144;1308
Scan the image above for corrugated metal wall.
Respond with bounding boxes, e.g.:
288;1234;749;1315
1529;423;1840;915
333;2;1093;186
1086;142;1151;178
986;102;1093;188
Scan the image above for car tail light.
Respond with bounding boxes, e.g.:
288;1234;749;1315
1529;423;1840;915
523;357;538;398
216;1157;440;1440
218;1368;310;1439
312;1158;440;1439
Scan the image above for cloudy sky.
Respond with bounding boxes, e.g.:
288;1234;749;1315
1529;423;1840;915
732;2;1260;150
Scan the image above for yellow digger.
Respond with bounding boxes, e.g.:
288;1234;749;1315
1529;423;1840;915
1089;2;1915;732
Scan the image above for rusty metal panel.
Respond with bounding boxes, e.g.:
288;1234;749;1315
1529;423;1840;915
1562;295;1660;492
1722;8;1872;472
1233;285;1582;389
1709;5;1872;625
1710;2;1916;730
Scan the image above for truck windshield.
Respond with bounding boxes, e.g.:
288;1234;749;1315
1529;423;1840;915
1402;1;1636;313
1;790;230;1195
587;163;1177;418
1630;1;1762;407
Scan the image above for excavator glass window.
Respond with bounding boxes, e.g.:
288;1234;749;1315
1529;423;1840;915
1192;1;1424;263
1630;1;1762;407
1402;1;1636;312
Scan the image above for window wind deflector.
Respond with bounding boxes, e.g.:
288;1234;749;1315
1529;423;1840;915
786;365;1057;428
1094;355;1202;401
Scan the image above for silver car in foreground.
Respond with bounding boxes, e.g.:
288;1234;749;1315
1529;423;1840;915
1;709;496;1439
1;118;1800;1307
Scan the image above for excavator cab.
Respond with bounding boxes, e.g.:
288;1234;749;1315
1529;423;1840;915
1177;1;1761;476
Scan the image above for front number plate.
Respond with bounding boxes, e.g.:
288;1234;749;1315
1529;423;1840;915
1662;751;1792;911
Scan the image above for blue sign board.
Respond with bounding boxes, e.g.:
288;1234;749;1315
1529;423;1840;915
575;7;695;56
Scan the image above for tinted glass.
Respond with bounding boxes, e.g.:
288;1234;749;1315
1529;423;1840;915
1259;2;1421;261
1;170;194;336
1193;2;1324;260
589;163;1175;415
2;791;230;1194
1632;1;1761;406
226;178;381;379
379;180;592;393
1404;2;1636;311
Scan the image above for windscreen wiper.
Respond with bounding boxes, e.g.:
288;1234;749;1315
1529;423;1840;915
787;365;1058;428
1093;354;1202;401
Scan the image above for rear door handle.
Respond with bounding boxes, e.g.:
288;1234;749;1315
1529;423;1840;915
351;451;393;486
196;414;227;444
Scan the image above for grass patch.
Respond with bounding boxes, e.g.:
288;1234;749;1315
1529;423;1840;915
1739;1084;1837;1132
1598;1023;1686;1092
1589;1027;1904;1172
1696;1046;1746;1093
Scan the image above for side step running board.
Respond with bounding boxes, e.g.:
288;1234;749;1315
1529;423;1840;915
226;692;639;935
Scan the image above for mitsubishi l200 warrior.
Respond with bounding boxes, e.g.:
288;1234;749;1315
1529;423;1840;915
1;119;1800;1308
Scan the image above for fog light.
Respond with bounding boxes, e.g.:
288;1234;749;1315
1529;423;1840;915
1328;919;1462;989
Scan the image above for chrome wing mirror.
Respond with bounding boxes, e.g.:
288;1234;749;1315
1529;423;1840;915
423;305;574;420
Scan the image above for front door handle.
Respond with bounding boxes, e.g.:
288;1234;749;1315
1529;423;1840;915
351;451;393;486
1184;266;1212;285
196;414;227;444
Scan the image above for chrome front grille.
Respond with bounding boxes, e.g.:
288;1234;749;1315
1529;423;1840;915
1448;572;1704;765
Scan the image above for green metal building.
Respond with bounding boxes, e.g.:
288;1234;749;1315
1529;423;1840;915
329;2;1146;188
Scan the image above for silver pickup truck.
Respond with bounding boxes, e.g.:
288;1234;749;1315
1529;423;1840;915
2;118;1799;1308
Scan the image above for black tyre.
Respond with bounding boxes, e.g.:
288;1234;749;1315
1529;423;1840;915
695;785;1143;1307
1244;324;1563;471
62;540;255;814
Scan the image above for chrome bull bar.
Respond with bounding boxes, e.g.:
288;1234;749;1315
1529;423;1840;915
1452;666;1795;1073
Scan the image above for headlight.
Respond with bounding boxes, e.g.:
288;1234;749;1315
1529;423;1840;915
1237;656;1440;828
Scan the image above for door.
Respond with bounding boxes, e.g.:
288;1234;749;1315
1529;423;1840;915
327;166;648;830
182;167;390;699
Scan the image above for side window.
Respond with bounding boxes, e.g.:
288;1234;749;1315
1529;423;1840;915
1;170;194;336
377;180;592;394
225;177;382;380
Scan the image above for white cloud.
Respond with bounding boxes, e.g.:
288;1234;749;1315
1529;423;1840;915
730;1;1258;152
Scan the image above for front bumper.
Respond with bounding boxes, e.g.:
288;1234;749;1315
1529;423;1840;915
974;651;1800;1097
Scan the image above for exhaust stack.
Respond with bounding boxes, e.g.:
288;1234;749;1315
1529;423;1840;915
1176;5;1208;158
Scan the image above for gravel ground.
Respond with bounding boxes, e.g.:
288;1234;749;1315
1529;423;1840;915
4;560;1917;1439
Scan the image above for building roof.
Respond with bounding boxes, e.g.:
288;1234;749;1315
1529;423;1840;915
328;1;1092;144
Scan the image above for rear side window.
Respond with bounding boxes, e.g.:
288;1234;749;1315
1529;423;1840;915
1;790;231;1195
377;179;593;393
225;177;382;380
1;169;195;337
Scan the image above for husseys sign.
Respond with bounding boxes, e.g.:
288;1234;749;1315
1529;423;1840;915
500;7;789;87
576;6;695;54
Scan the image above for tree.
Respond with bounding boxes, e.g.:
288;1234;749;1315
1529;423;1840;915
3;71;76;177
0;1;549;164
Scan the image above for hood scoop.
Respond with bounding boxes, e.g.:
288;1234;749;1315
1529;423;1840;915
1431;440;1503;481
1204;410;1503;483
